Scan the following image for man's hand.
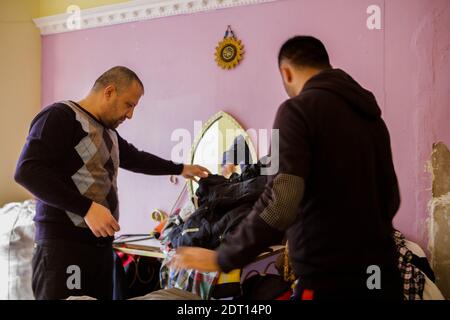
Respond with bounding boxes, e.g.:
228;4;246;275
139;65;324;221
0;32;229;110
181;164;210;182
169;247;220;272
84;202;121;238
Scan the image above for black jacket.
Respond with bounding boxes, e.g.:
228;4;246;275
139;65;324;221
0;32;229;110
217;69;401;290
167;165;267;249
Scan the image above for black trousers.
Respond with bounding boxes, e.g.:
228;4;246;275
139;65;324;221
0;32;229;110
32;239;114;300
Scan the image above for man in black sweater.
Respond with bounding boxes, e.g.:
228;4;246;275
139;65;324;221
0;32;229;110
172;36;403;300
15;66;209;300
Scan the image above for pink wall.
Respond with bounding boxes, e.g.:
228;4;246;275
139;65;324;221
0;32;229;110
384;0;450;250
41;0;450;252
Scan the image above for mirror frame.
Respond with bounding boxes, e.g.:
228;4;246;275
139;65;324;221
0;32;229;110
188;111;257;199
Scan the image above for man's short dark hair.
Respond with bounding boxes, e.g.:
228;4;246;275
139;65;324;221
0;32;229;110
93;66;144;94
278;36;331;69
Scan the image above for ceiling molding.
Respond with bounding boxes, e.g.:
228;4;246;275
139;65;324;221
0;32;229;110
33;0;277;35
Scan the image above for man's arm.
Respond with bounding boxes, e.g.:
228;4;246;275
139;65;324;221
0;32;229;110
117;133;184;175
14;107;92;217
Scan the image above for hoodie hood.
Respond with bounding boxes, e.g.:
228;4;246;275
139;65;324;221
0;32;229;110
302;68;381;119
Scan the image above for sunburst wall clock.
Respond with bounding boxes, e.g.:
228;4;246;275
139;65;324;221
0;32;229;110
215;25;245;70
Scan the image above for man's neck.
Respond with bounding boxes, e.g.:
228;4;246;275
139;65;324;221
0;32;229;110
77;95;101;121
297;68;324;94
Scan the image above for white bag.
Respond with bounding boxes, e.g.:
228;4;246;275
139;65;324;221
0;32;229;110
0;200;36;300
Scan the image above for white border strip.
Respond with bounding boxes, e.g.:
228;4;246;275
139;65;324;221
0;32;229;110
33;0;277;35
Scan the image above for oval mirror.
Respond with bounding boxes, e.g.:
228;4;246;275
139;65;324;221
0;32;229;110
188;111;257;198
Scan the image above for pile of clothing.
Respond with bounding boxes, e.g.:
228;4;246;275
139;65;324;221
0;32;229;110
167;176;266;249
160;162;267;250
393;230;444;300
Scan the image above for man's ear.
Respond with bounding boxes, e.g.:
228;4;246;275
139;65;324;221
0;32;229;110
280;65;293;84
103;85;116;100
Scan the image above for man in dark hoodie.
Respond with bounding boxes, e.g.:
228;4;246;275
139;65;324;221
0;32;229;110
171;36;403;300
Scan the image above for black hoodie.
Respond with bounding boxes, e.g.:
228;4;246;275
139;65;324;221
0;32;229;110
217;68;400;290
